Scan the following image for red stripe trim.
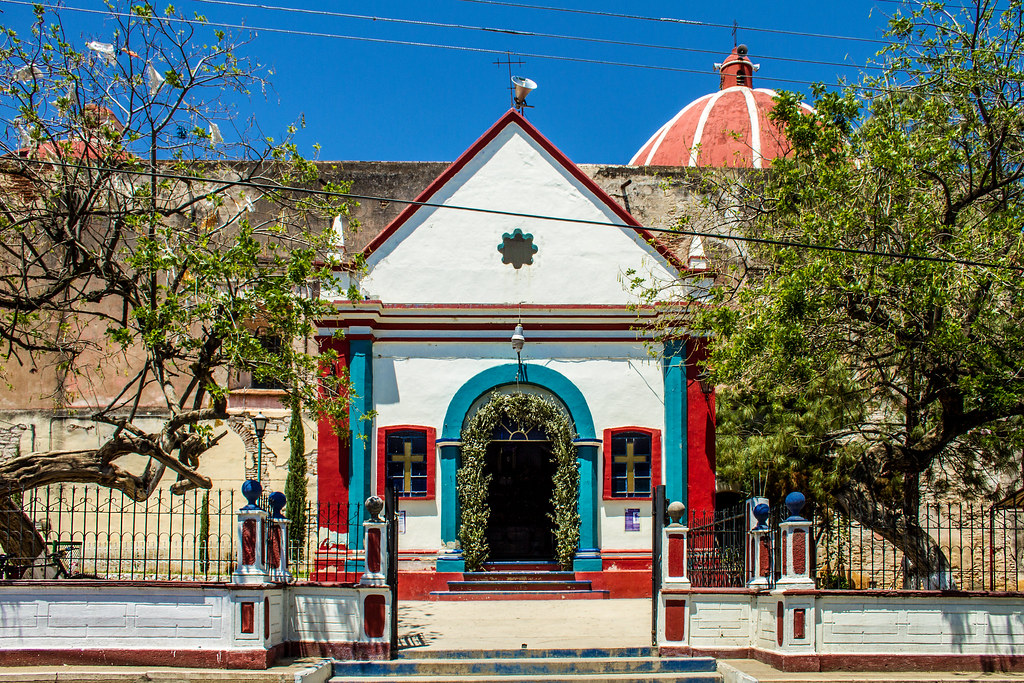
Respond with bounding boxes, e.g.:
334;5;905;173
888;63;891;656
361;109;688;272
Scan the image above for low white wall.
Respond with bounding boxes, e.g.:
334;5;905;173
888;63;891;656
662;587;1024;670
0;581;390;669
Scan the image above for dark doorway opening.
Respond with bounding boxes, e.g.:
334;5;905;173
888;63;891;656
485;441;556;560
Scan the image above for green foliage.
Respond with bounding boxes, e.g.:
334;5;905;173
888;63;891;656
285;397;308;562
457;392;580;571
198;490;210;573
0;3;355;499
680;0;1024;582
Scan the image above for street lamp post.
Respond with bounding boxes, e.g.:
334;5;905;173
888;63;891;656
252;412;268;483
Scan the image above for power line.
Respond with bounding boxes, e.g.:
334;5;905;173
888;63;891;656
186;0;882;74
451;0;895;46
5;155;1020;272
0;0;875;90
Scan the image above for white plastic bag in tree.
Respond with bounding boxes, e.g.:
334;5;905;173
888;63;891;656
209;122;223;145
146;63;164;95
86;41;117;65
14;64;41;82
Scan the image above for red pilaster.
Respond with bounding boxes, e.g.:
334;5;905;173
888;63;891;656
686;338;716;516
317;337;350;516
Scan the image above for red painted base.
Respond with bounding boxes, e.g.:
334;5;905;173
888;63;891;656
0;644;286;670
288;641;389;661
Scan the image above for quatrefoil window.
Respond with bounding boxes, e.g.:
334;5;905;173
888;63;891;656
497;229;538;269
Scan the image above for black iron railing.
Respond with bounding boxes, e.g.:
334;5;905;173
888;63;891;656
0;485;364;583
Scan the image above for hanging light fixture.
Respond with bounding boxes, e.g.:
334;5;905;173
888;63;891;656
697;368;714;396
511;324;526;382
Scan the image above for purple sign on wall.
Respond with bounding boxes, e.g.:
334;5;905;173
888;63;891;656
625;508;641;532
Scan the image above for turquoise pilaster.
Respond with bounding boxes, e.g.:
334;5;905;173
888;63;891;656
573;439;602;571
663;340;688;510
436;439;465;572
348;338;374;557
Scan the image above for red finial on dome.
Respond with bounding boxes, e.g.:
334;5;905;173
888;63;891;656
717;44;754;90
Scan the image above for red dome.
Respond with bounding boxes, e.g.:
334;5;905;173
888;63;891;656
629;45;813;168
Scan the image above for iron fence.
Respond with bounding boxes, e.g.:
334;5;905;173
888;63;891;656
815;502;1024;591
688;503;747;587
0;485;364;583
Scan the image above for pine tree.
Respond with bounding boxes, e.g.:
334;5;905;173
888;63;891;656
285;398;308;563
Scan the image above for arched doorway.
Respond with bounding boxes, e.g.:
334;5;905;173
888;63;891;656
437;364;601;573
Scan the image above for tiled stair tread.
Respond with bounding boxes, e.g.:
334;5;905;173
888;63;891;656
396;647;662;659
429;589;610;599
446;580;596;589
328;675;722;683
461;571;577;581
333;656;716;674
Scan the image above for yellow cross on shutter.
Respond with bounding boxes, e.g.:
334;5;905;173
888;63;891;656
613;439;642;494
394;439;425;494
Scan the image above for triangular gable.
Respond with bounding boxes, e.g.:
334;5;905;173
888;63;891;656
356;110;686;305
363;109;684;271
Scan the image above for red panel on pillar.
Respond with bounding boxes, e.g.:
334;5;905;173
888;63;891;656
367;527;382;573
667;535;686;577
242;519;257;566
665;600;686;641
776;602;784;646
316;337;350;521
793;529;807;574
686;339;716;517
759;536;772;577
241;602;255;634
264;597;270;638
794;608;806;640
364;594;386;638
267;526;281;567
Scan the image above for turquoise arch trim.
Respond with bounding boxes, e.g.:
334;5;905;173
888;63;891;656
441;363;596;440
438;363;599;568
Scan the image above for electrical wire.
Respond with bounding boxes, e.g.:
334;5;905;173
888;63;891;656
0;0;877;89
450;0;895;45
184;0;883;74
4;155;1020;272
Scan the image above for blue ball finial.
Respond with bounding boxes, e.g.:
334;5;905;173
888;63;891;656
241;479;262;509
269;491;286;518
753;502;771;529
785;491;807;521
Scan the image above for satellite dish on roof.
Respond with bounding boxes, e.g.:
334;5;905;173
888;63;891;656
511;76;537;110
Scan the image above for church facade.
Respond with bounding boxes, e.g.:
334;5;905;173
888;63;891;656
315;110;716;594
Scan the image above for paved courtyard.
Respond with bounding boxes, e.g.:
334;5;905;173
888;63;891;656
397;598;652;651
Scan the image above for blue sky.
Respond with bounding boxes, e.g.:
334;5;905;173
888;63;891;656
0;0;897;164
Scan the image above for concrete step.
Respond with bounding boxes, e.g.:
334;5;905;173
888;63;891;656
331;651;720;682
461;571;577;582
430;589;610;600
397;647;659;659
482;561;561;571
446;580;596;591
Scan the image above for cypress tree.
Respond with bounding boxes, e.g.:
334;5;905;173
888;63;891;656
285;398;308;563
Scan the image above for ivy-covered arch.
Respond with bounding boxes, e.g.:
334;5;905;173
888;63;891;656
458;392;580;571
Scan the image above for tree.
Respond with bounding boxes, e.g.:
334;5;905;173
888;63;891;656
651;0;1024;588
284;396;308;563
0;4;352;565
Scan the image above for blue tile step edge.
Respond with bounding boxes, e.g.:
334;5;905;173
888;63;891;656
328;674;723;683
331;655;719;677
396;647;658;659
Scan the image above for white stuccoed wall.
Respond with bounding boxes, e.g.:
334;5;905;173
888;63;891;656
371;340;666;553
359;124;679;306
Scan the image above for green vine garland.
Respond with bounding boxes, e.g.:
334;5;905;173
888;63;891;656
457;391;580;571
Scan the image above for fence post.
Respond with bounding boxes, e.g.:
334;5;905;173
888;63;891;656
360;496;388;586
266;491;292;583
747;499;772;589
777;492;814;589
651;484;666;648
233;480;269;584
663;501;691;589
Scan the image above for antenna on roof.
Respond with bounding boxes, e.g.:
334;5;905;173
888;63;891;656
495;52;536;114
732;20;738;47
